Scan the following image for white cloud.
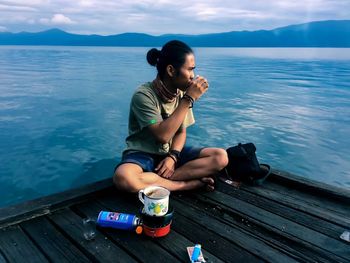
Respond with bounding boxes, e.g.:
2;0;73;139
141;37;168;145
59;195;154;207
0;25;7;31
0;0;48;5
0;3;36;11
0;0;349;34
51;14;74;24
40;13;75;25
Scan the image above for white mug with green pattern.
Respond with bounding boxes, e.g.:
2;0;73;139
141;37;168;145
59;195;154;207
138;186;170;216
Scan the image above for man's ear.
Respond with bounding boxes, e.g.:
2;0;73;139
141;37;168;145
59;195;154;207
166;65;176;77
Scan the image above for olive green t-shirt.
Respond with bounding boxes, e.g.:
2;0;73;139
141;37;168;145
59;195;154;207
124;82;195;155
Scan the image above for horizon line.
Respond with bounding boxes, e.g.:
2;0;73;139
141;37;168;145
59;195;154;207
1;19;349;36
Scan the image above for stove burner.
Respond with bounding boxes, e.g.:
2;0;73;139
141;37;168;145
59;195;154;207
140;207;174;237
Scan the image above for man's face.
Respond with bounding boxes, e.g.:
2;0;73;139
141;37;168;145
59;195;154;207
174;53;196;91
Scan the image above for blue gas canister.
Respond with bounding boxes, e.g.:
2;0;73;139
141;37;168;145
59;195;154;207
96;211;141;231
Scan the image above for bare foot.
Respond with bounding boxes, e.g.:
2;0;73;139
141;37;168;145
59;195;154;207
201;177;215;192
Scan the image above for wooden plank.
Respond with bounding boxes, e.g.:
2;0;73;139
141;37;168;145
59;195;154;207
171;209;264;262
0;168;347;263
0;253;6;263
0;179;114;229
257;173;350;218
270;170;350;202
237;181;350;228
199;189;350;262
252;180;350;220
96;191;263;263
76;197;187;262
21;216;91;263
48;208;136;263
171;197;300;263
154;229;225;263
74;198;183;262
0;251;6;263
93;193;225;263
176;192;342;263
217;181;346;240
0;225;48;263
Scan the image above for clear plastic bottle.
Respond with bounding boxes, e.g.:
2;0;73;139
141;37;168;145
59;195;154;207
82;218;96;240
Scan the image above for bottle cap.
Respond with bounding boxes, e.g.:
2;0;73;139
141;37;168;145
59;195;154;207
135;225;143;234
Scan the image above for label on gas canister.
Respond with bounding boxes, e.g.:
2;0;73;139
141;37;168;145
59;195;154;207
97;211;138;230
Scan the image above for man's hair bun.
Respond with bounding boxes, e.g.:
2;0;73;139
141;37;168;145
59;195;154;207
146;48;161;66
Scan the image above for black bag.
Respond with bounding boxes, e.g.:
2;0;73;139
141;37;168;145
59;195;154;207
225;142;261;184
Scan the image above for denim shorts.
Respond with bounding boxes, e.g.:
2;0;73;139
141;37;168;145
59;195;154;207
116;146;204;172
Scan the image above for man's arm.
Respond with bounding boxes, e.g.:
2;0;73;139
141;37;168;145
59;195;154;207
148;75;208;144
148;99;191;144
155;127;186;178
171;127;186;152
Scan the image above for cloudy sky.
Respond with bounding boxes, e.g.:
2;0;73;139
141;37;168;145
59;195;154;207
0;0;349;35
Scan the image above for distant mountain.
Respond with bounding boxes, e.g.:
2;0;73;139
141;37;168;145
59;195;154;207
1;20;349;47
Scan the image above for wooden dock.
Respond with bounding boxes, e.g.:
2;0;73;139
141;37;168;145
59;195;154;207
0;169;349;262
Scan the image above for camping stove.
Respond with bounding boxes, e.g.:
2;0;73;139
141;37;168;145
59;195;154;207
96;207;174;238
140;207;174;238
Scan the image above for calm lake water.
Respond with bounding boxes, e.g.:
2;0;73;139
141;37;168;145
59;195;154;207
0;46;349;208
